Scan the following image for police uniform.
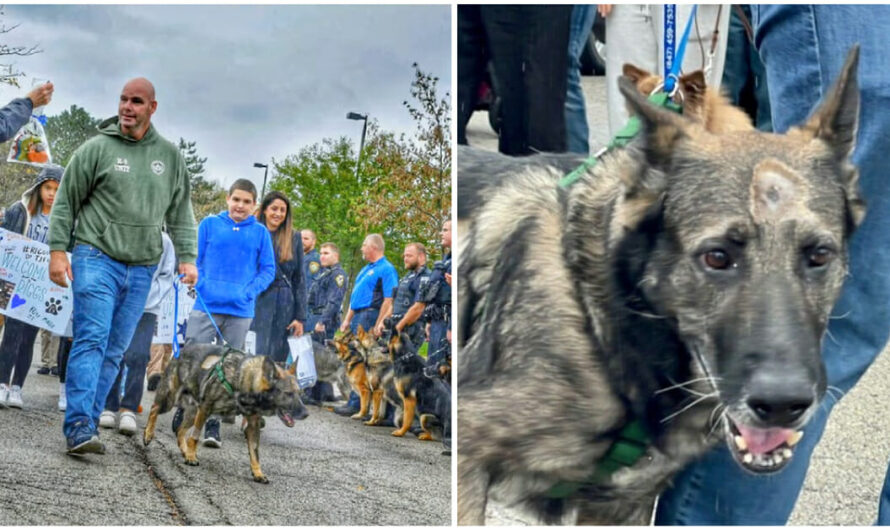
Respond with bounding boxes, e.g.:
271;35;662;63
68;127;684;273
307;263;348;341
392;265;431;348
303;248;322;296
419;252;451;366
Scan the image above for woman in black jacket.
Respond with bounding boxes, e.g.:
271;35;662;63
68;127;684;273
250;191;307;363
0;164;63;408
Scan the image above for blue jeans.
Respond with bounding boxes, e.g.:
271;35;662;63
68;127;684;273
105;312;156;412
565;5;596;154
655;5;890;524
428;319;449;366
64;245;156;438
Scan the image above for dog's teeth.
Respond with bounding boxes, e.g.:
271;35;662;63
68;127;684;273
787;431;803;447
773;453;783;465
734;435;747;451
743;453;753;464
782;448;793;459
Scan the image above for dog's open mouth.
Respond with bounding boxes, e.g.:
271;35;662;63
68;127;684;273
725;419;803;473
277;410;296;428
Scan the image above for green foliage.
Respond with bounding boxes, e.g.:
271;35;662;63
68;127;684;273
178;137;225;221
44;105;101;167
270;63;451;304
0;141;37;209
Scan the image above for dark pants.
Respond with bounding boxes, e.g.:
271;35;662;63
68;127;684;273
57;338;72;383
721;5;772;131
481;5;573;155
427;319;450;367
457;4;488;145
105;312;156;412
0;317;40;388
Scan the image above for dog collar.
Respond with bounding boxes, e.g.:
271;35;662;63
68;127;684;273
559;93;683;189
545;419;651;499
212;346;238;396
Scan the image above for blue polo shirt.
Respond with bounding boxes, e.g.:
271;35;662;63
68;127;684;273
349;256;399;311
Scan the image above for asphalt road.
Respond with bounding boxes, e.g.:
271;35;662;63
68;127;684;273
0;335;451;526
465;75;890;526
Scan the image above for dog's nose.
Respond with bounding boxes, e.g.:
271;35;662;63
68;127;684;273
746;371;814;425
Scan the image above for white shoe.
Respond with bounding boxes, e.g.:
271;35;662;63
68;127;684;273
58;383;67;411
98;410;117;429
0;383;8;408
7;385;23;409
118;410;137;435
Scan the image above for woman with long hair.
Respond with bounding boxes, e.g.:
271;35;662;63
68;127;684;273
251;191;307;363
0;164;64;408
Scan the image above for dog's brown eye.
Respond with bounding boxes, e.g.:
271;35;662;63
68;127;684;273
703;250;732;270
807;247;834;267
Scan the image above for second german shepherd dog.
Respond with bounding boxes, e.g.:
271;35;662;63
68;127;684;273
457;47;863;524
143;343;309;484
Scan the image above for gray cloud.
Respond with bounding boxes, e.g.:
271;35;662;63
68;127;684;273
0;4;451;188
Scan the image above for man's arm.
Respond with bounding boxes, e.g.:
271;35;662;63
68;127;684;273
340;307;355;332
164;153;198;267
374;297;394;336
48;147;95;287
248;228;276;300
396;300;426;333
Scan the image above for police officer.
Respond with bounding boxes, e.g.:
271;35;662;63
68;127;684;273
306;242;348;341
305;242;347;404
396;220;452;367
301;228;322;295
378;242;431;347
335;233;399;417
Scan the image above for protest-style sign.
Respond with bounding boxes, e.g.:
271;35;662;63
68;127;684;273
152;281;195;344
0;227;72;334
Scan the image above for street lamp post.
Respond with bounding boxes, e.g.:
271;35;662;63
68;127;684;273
253;162;269;199
347;111;368;179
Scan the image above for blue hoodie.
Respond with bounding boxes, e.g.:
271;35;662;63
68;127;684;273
195;210;275;318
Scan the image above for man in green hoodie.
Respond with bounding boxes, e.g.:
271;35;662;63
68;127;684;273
47;78;198;456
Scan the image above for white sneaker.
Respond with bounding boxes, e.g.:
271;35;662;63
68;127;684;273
0;383;8;408
98;410;117;429
58;383;67;412
7;385;23;409
118;410;137;436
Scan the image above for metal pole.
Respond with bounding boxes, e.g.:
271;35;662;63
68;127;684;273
355;117;368;180
261;164;268;199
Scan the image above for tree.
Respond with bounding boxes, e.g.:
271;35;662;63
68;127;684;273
44;105;101;167
0;8;41;88
177;138;225;221
357;63;451;260
0;141;37;209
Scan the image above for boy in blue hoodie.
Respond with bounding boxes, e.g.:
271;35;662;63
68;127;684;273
184;178;275;447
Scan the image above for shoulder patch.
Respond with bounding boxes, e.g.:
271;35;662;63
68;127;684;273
335;274;345;287
309;261;320;274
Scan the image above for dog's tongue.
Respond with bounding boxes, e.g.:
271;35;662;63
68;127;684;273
736;424;793;455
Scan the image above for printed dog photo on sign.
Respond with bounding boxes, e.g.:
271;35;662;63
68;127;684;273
0;279;15;309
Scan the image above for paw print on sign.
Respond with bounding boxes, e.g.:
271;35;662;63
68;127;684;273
45;297;62;315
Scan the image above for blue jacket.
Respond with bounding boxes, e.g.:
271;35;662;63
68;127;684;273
0;97;34;143
195;211;276;318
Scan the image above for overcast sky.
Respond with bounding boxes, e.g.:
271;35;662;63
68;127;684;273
0;4;451;189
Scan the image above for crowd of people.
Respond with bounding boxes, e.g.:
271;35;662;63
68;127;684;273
0;76;452;457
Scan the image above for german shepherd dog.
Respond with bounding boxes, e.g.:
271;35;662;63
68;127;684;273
354;325;397;426
388;329;450;441
143;343;309;484
457;48;863;524
312;339;351;403
331;330;372;419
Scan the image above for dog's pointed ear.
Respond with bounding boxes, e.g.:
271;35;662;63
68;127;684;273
618;75;691;166
801;45;859;161
679;70;706;108
799;45;865;229
622;63;650;84
288;360;297;376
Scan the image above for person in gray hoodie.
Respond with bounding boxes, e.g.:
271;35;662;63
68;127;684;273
0;164;64;409
98;232;176;436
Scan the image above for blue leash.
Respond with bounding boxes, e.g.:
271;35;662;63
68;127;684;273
172;274;229;359
663;4;699;95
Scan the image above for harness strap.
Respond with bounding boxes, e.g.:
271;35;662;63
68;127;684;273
545;420;651;498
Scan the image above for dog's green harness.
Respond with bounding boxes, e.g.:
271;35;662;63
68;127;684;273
559;92;682;189
546;92;683;499
211;346;238;396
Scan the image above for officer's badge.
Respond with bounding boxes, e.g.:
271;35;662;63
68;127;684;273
309;261;320;274
335;274;345;288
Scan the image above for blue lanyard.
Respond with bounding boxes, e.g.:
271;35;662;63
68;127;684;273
173;277;181;358
663;4;699;94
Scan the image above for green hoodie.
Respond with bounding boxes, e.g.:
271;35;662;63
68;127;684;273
48;117;197;265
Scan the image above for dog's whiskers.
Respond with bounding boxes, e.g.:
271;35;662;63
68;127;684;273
655;377;719;395
660;392;718;424
707;404;728;438
828;310;852;321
